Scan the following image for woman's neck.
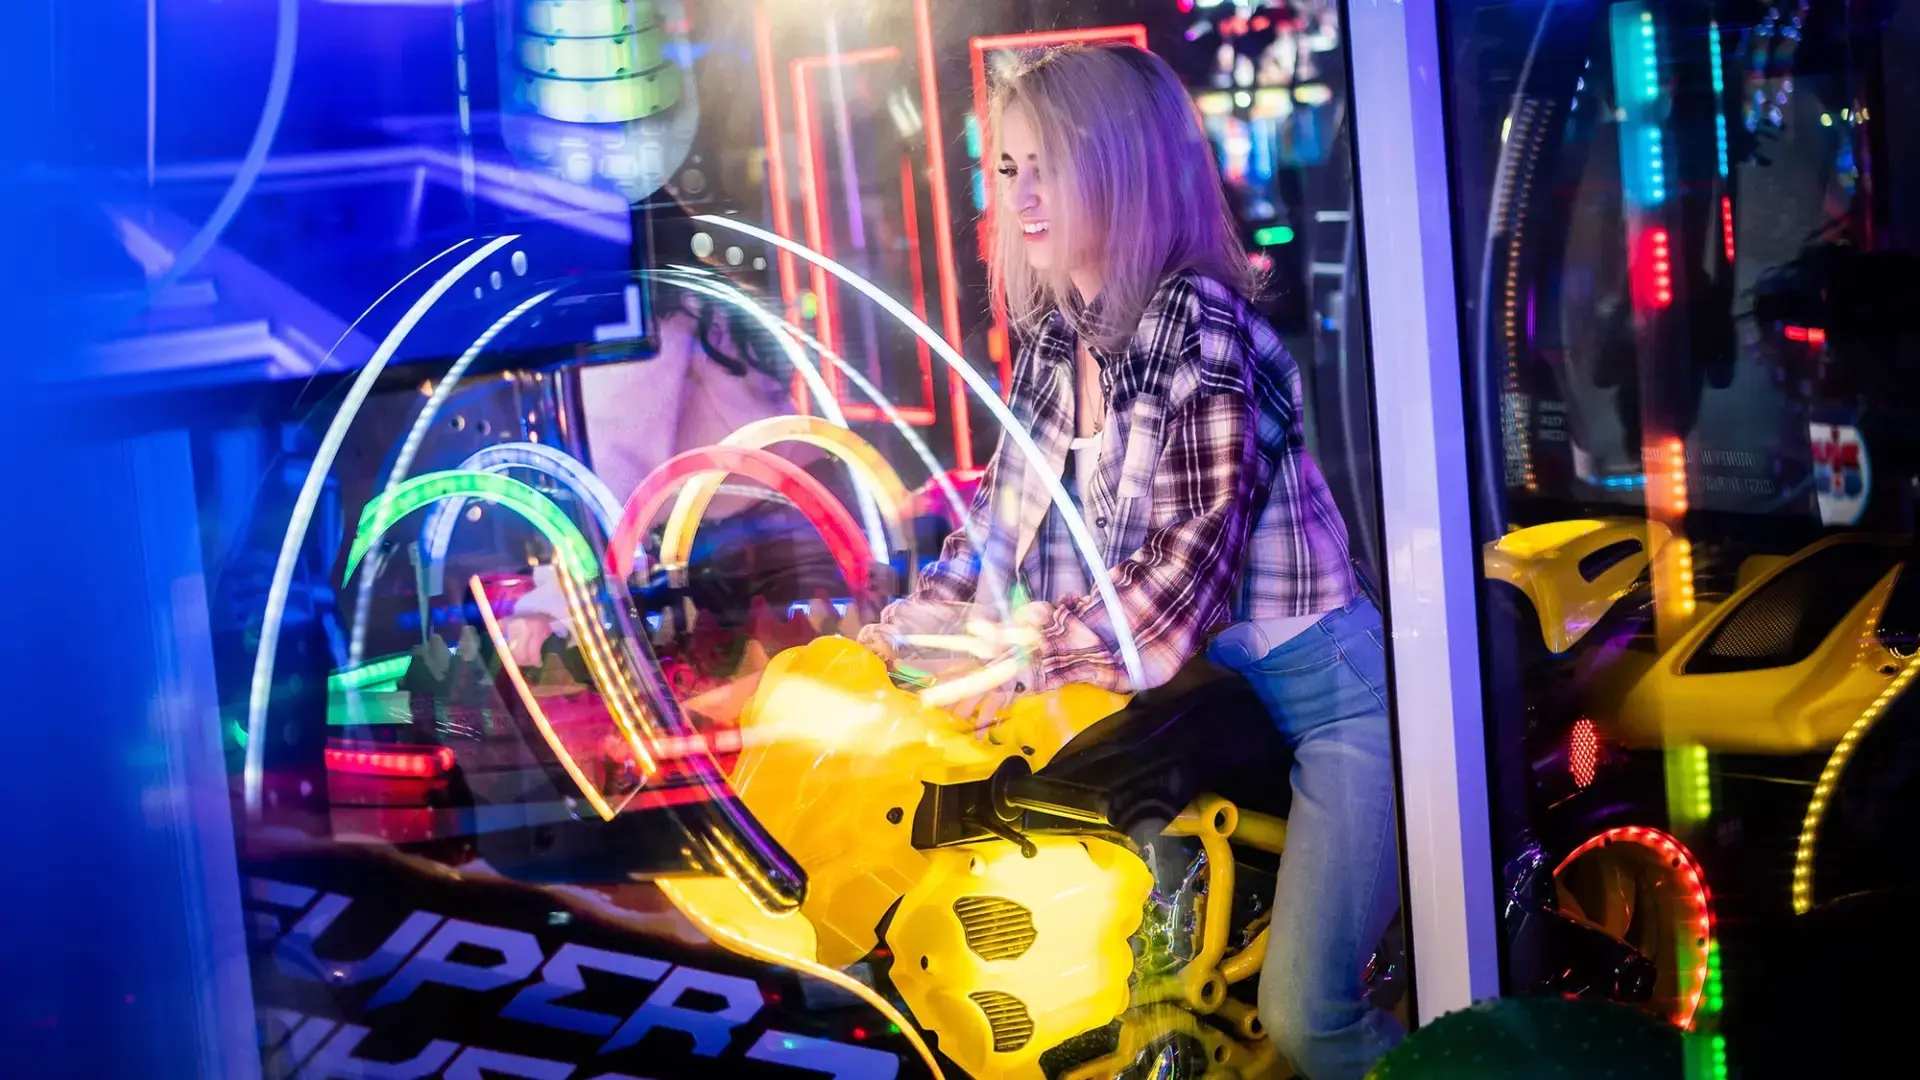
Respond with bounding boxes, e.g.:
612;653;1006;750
1071;267;1105;306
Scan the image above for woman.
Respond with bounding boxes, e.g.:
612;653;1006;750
860;43;1402;1080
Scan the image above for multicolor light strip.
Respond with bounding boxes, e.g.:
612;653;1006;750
346;470;600;585
695;214;1147;686
658;417;909;581
1554;825;1714;1029
246;236;515;816
1793;651;1920;913
607;445;872;593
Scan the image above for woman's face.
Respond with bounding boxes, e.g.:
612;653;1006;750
998;107;1061;272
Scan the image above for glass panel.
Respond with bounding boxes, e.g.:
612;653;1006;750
1443;0;1920;1071
57;1;1398;1076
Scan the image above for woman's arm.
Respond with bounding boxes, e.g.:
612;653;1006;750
854;445;1003;653
1022;388;1262;693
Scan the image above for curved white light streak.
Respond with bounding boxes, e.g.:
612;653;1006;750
656;268;888;557
139;0;299;309
662;268;976;553
347;287;560;666
246;235;520;816
693;215;1145;687
419;442;624;597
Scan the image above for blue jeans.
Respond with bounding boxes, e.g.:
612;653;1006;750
1206;595;1404;1080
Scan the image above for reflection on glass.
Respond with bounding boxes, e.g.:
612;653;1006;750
1446;1;1920;1074
119;1;1398;1077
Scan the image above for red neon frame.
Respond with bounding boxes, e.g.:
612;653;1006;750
789;47;940;426
607;445;871;593
751;3;976;467
968;24;1149;394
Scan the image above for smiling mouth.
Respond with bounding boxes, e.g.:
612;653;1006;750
1020;220;1050;238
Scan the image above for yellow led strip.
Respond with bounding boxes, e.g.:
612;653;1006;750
473;575;619;821
1792;650;1920;913
657;416;910;580
552;559;661;779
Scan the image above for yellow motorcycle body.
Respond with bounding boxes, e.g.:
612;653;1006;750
658;636;1287;1079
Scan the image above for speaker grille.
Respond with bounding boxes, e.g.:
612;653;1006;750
953;896;1038;960
969;990;1035;1052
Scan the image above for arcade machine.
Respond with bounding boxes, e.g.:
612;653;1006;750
209;1;1455;1077
1444;0;1920;1070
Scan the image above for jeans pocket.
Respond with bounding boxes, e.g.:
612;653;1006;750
1248;631;1345;677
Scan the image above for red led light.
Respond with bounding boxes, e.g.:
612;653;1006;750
1720;195;1735;262
1554;826;1714;1030
1784;325;1827;346
1570;718;1599;789
325;744;456;778
1637;227;1674;308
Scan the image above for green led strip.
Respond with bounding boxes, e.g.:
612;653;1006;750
328;653;412;693
523;0;653;39
519;31;665;79
520;66;681;124
346;470;599;586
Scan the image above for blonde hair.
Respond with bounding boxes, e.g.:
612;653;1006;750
989;43;1257;352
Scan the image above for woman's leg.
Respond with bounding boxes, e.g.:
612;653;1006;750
1208;599;1403;1080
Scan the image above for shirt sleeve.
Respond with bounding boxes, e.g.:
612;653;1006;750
855;444;1001;650
1026;387;1263;693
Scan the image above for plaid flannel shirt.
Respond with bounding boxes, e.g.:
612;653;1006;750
879;270;1356;693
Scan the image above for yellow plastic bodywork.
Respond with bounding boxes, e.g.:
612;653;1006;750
1605;536;1907;753
649;635;1285;1078
685;635;1130;967
1483;518;1670;654
885;837;1155;1080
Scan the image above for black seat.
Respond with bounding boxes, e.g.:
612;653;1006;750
1039;657;1293;830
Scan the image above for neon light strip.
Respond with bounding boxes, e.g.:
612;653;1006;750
473;575;618;821
695;214;1146;686
791;56;838;387
1721;195;1736;263
420;442;625;597
911;0;974;467
346;470;600;585
350;286;558;665
1555;825;1713;1029
246;235;516;816
1793;651;1920;913
551;558;661;780
607;445;873;593
328;654;411;692
659;269;974;549
966;24;1148;394
898;153;937;416
751;8;802;325
791;48;904;404
658;417;910;581
1709;20;1729;177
